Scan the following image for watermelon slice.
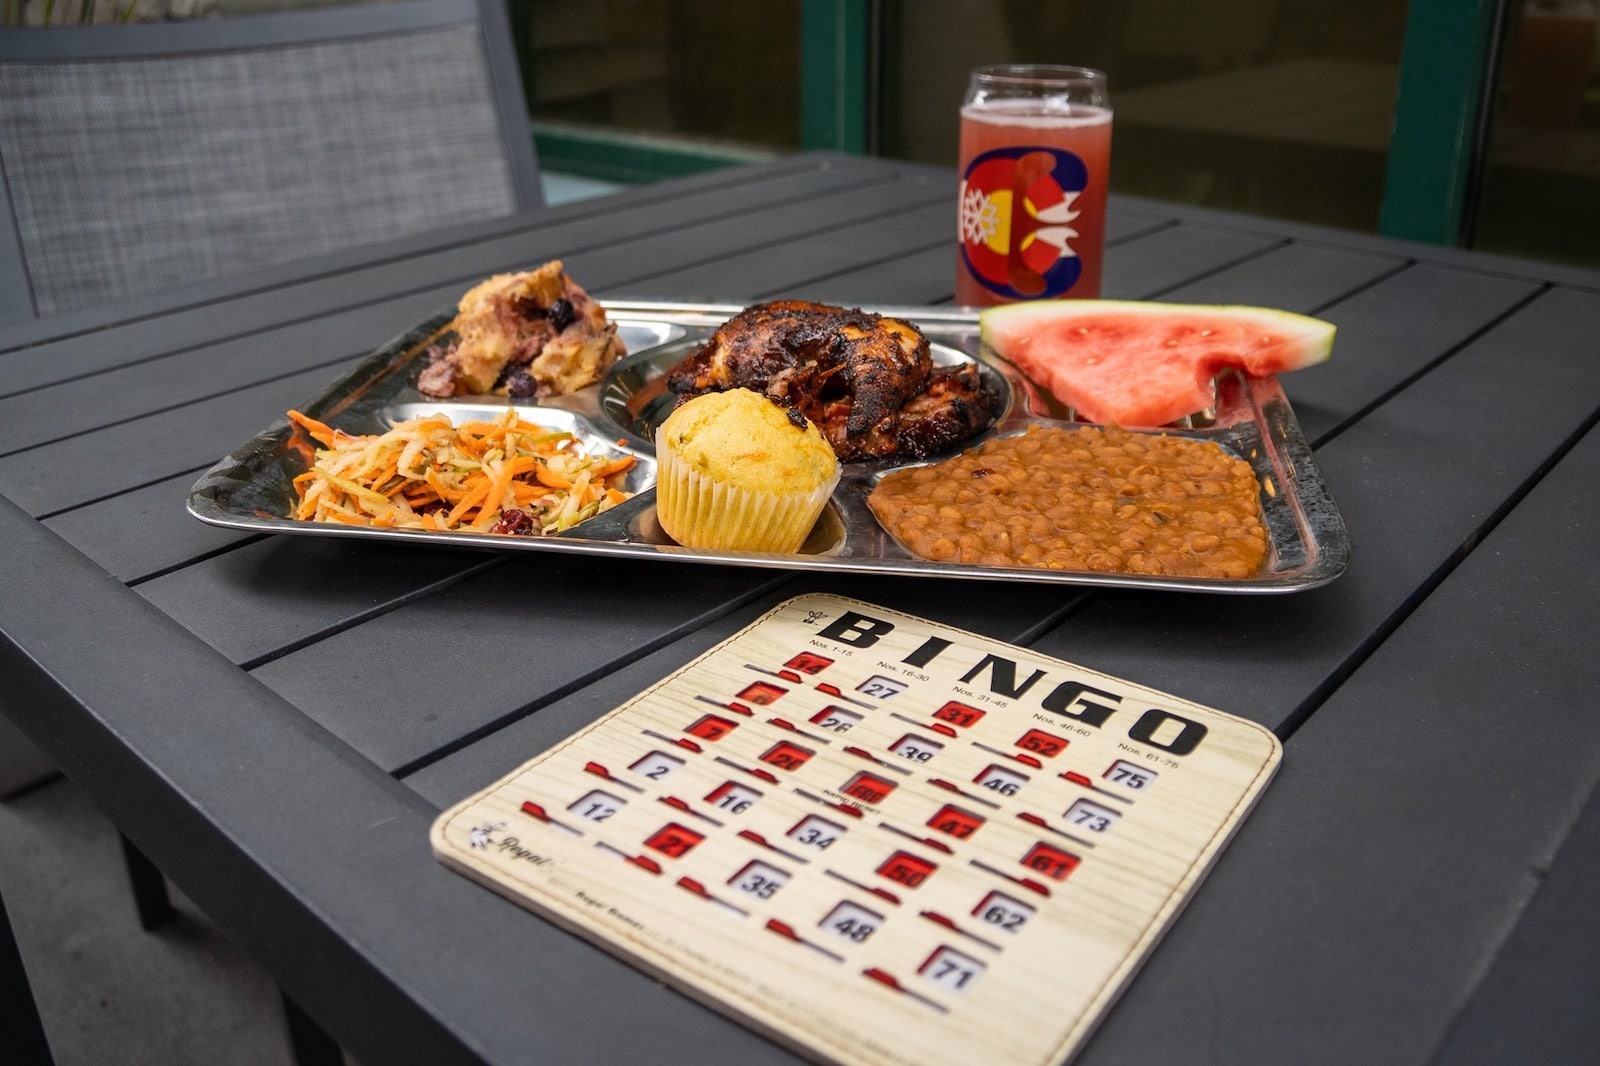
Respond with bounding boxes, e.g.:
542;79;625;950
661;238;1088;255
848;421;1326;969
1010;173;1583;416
979;299;1335;427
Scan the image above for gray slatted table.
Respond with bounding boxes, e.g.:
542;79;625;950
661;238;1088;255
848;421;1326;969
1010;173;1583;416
3;152;1597;1066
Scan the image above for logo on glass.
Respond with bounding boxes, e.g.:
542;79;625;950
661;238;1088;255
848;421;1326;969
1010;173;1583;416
959;146;1089;301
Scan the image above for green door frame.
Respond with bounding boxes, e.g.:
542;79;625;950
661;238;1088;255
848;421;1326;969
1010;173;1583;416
1379;0;1506;245
800;0;871;152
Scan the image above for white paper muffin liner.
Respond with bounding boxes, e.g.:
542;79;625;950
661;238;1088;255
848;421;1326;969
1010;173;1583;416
654;433;840;553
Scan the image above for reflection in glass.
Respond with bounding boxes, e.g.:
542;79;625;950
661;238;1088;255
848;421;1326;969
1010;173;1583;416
881;0;1407;233
521;0;801;150
1473;1;1600;267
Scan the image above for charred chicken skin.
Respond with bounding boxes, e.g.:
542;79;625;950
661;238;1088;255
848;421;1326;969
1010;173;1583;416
666;300;1001;461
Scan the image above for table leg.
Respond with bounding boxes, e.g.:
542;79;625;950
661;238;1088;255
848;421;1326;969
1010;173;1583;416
1;883;55;1065
117;833;176;931
0;711;60;800
281;990;345;1066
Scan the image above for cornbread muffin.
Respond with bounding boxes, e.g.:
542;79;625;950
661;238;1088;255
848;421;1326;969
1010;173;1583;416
655;389;840;553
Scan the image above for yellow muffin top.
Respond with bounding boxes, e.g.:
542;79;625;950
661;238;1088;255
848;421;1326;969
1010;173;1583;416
658;389;838;493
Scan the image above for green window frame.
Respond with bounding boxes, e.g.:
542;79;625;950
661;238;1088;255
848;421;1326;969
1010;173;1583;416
800;0;871;152
514;0;1508;249
1380;0;1504;245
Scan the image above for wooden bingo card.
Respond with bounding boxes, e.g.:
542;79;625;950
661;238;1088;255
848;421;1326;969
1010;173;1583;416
432;594;1281;1065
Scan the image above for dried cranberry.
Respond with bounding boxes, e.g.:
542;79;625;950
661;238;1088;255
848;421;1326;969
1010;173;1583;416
490;508;535;535
502;368;538;398
549;298;575;332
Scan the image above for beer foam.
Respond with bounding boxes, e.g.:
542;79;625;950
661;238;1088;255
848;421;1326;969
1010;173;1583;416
961;101;1112;128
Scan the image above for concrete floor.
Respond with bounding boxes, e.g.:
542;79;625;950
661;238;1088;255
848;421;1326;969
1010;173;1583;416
2;773;297;1066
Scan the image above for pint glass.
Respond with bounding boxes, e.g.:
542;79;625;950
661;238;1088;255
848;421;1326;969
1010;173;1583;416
956;65;1112;305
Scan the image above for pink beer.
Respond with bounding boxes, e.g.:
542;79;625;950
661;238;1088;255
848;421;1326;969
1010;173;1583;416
956;66;1112;305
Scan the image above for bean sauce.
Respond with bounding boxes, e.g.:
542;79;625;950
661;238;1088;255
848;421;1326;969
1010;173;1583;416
867;424;1268;578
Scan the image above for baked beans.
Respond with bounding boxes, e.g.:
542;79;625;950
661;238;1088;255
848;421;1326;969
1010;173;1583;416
866;424;1268;578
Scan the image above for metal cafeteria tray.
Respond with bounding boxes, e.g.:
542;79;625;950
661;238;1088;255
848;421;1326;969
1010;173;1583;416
188;300;1349;592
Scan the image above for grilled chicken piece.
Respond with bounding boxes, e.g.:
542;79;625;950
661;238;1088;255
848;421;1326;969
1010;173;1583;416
832;315;931;448
417;261;625;398
666;300;860;405
888;363;1004;457
666;300;998;460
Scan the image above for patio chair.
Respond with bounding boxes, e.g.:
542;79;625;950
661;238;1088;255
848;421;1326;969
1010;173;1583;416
0;0;542;328
0;2;539;1059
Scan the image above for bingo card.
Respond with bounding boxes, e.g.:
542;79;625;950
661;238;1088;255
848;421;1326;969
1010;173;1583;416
431;594;1280;1066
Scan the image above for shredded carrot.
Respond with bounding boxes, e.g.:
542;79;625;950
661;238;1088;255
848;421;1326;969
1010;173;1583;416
445;480;491;526
287;409;343;447
286;408;637;535
534;464;572;490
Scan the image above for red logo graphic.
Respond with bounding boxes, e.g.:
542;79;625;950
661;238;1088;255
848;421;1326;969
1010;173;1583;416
960;147;1090;300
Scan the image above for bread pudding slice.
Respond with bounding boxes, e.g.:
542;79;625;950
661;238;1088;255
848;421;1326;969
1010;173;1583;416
417;261;626;398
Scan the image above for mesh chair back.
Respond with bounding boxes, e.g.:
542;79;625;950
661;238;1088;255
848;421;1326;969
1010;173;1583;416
0;0;541;325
